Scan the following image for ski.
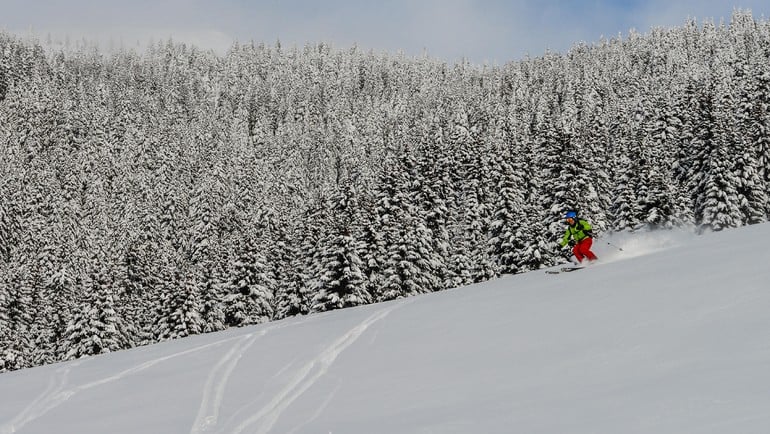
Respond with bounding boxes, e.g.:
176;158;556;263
545;266;584;275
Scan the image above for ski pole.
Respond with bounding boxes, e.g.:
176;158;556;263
606;241;624;252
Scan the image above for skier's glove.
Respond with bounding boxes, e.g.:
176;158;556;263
568;239;576;247
584;230;593;238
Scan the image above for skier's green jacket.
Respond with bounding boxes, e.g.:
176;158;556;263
560;219;593;247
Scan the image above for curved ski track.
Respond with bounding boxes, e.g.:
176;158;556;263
190;331;265;434
2;301;407;434
226;302;407;434
0;334;245;434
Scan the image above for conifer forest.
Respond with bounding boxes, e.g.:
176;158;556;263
1;11;769;371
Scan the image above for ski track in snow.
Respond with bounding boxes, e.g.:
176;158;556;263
190;330;266;434
0;334;245;434
286;381;342;434
229;301;408;434
0;359;87;434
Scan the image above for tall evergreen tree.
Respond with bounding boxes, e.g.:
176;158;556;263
310;181;371;312
61;263;130;360
222;235;274;327
488;150;528;274
154;267;206;340
698;67;744;231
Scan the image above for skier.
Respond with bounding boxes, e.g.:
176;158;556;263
559;211;598;264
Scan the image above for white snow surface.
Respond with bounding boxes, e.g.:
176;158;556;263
2;224;770;434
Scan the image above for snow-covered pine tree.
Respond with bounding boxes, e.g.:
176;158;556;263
675;76;708;219
154;266;205;340
635;94;684;230
199;264;226;333
0;188;17;261
450;121;496;283
271;231;307;319
751;57;770;217
278;203;327;318
557;82;604;227
370;154;411;301
61;262;130;360
356;190;389;302
32;245;77;366
374;151;441;300
561;70;610;230
0;264;12;371
310;181;370;312
414;124;453;288
186;178;215;265
532;92;576;243
697;65;744;231
487;149;528;274
125;204;163;295
609;152;640;232
222;234;274;327
730;34;768;225
2;262;36;370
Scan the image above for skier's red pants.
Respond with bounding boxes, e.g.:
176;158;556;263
573;237;598;263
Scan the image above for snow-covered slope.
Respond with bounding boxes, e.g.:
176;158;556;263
2;224;770;434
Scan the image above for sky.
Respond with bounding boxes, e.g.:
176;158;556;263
2;0;770;64
2;223;770;433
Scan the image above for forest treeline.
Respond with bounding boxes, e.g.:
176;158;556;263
1;11;769;371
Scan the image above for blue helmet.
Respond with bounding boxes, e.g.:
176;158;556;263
564;211;577;219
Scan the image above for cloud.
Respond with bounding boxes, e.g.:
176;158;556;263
3;0;240;53
3;0;770;63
